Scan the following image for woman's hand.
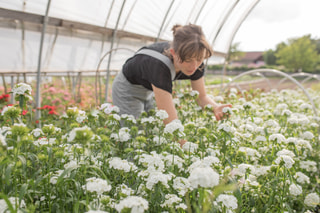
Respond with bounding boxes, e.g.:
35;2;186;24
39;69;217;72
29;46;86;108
213;104;232;121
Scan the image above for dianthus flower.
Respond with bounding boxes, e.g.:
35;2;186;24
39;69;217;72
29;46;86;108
82;177;112;195
115;196;148;213
216;194;238;210
188;167;219;189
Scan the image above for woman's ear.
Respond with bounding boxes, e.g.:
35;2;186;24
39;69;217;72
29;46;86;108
169;48;175;57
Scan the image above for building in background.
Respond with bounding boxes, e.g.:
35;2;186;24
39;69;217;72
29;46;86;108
231;51;265;68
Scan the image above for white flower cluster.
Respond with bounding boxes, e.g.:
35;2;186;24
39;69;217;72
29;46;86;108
269;133;286;143
1;105;15;116
115;196;148;213
182;141;198;153
173;177;192;196
274;155;295;169
76;110;87;123
82;177;112;195
67;126;92;142
50;170;65;184
0;197;26;212
160;194;183;208
189;90;199;97
216;194;238;210
304;193;320;207
31;128;44;137
108;157;138;173
164;119;184;136
137;151;164;171
116;184;135;197
34;137;56;146
294;172;310;184
145;171;173;190
0;133;6;147
100;103;120;114
300;160;318;172
188;167;219;189
12;82;32;98
155;109;169;120
152;135;168;146
289;183;302;196
110;127;131;142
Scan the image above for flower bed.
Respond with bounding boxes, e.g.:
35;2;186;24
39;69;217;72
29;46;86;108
0;83;319;212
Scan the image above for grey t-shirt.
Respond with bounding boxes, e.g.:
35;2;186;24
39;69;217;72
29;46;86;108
122;41;205;94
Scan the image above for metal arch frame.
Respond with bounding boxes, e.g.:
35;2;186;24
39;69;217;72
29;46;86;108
105;0;127;103
35;0;52;127
194;0;208;24
205;0;240;69
218;0;260;89
156;0;175;42
210;0;240;48
220;69;318;116
160;0;183;38
276;72;320;88
96;47;135;106
223;0;260;56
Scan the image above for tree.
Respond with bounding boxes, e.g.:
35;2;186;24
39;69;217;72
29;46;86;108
263;49;277;65
275;35;318;72
226;42;245;63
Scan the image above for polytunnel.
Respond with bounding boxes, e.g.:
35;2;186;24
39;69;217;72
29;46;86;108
0;0;260;119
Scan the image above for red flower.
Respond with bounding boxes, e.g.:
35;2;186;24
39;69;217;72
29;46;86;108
22;110;28;115
49;110;58;115
0;94;10;102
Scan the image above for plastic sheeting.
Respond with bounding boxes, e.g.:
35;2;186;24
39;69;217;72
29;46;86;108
0;0;260;74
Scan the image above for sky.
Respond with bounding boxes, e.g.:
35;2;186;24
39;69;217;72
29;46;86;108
233;0;320;52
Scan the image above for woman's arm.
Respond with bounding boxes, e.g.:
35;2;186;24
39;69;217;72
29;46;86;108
191;76;232;121
151;84;178;125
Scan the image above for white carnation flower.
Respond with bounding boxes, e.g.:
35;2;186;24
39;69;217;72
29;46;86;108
275;155;295;169
155;109;169;120
188;167;219;189
269;133;286;143
182;141;198;153
304;193;320;207
216;194;238;210
160;194;182;208
115;196;148;213
0;133;6;147
82;177;111;195
289;183;302;196
108;157;137;172
0;197;26;212
173;177;192;196
189;90;199;97
294;172;310;184
31;128;44;137
164;119;184;136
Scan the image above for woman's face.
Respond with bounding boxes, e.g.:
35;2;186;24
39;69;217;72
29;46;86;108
170;49;204;76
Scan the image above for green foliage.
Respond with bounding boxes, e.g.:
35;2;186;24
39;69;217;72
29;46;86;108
263;49;277;65
275;35;319;72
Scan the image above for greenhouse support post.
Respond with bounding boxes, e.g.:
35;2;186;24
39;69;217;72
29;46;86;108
105;0;126;103
35;0;52;127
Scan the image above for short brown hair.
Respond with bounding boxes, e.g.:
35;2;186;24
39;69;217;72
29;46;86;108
169;24;213;62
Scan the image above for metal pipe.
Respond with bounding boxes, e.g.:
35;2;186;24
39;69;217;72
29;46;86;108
35;0;52;127
219;0;260;90
194;0;208;24
221;68;318;116
105;0;127;103
156;0;175;42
